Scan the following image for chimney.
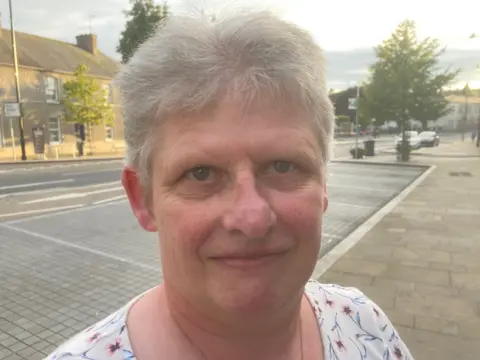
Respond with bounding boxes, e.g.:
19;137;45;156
76;34;97;55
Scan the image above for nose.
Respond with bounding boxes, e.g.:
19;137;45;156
222;174;276;239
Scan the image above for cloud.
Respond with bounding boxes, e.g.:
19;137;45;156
1;0;479;89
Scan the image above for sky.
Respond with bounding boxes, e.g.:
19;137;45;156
1;0;479;88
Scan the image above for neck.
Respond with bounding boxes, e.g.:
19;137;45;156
162;282;304;359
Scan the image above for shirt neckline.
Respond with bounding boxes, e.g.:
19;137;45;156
119;282;327;359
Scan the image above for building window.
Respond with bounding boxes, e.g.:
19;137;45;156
45;76;59;103
105;125;114;141
48;117;62;144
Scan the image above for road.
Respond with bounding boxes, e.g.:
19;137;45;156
0;161;125;220
0;158;427;359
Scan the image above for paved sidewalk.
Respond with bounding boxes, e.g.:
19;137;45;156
319;145;480;359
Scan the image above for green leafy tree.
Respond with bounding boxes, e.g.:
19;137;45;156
117;0;169;63
362;20;460;131
62;64;114;155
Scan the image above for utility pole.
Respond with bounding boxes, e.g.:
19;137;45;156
477;108;480;148
462;85;469;141
354;85;360;158
8;0;27;160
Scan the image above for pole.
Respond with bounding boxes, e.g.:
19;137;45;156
354;85;359;159
462;91;469;141
0;114;5;148
9;117;16;161
477;113;480;148
9;0;27;160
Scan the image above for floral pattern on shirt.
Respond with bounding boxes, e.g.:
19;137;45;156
44;280;413;359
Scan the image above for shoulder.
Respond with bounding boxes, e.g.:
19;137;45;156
44;305;134;360
305;280;414;359
305;280;380;325
305;280;375;312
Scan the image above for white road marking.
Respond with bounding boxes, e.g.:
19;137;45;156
0;223;158;271
0;160;124;174
328;184;393;193
0;179;74;191
21;186;124;204
93;195;127;205
61;168;121;176
0;205;84;219
323;233;342;239
3;199;128;225
0;181;122;199
329;201;374;209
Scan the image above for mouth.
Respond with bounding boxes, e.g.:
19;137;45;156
210;251;288;268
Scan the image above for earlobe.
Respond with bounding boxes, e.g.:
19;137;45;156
122;167;157;232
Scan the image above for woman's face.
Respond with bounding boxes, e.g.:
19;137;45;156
124;99;328;315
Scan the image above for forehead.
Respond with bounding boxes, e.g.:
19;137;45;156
157;99;321;159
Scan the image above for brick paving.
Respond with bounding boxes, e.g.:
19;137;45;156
0;203;161;360
319;143;480;360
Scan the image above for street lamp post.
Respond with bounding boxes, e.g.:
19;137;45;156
8;0;27;161
354;85;359;158
466;33;480;147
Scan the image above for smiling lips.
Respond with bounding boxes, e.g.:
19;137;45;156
210;251;288;268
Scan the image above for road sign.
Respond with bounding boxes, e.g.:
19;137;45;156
348;98;357;110
4;103;20;117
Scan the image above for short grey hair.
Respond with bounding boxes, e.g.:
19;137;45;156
114;8;334;188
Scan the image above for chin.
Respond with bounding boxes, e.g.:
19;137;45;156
207;271;306;314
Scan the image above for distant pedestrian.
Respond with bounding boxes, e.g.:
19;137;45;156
472;130;477;142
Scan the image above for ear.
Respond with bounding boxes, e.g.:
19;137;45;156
122;167;157;232
323;183;328;213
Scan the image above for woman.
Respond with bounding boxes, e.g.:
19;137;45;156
45;8;413;360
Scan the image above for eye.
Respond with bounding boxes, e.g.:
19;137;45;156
271;161;296;174
185;166;212;182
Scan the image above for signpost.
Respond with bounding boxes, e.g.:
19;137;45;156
349;86;360;158
9;117;16;161
4;103;22;160
4;103;21;117
348;98;357;111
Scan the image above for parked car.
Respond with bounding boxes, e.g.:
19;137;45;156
394;131;421;150
418;131;440;147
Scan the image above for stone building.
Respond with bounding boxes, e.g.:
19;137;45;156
0;26;124;159
435;95;480;132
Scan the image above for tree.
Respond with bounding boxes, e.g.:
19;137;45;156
361;20;460;131
62;64;114;155
117;0;169;63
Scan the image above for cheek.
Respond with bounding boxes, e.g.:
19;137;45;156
155;198;219;255
271;185;325;237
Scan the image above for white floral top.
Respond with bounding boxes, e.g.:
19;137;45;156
44;280;413;360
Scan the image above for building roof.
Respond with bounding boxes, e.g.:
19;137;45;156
0;28;119;79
